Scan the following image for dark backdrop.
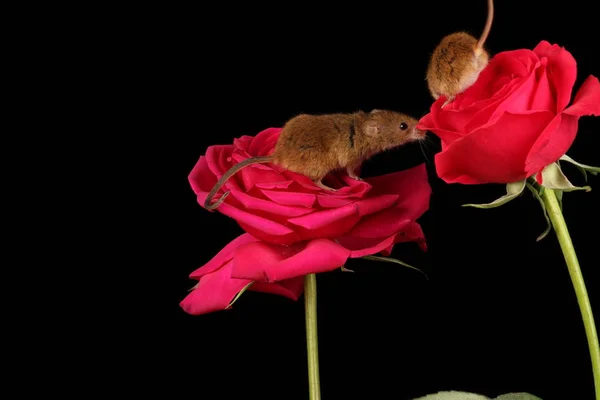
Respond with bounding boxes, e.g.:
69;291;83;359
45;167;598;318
146;1;599;399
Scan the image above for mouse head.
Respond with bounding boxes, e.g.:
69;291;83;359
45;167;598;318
361;109;425;151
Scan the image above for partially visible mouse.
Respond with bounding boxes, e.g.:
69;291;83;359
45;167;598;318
204;109;425;210
425;0;494;107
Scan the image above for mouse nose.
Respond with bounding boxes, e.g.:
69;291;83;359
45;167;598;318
413;128;426;137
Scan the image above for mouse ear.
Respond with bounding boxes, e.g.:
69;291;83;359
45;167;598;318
363;120;380;137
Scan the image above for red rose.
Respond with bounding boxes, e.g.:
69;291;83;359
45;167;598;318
418;41;600;185
189;127;431;256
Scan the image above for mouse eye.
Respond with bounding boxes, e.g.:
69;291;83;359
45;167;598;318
400;122;408;130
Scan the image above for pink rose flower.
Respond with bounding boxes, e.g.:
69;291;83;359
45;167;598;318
189;128;432;255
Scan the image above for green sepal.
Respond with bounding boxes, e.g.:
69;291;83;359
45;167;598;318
362;255;428;280
225;281;254;309
540;162;591;192
525;183;552;242
340;265;355;273
462;180;526;209
560;154;600;183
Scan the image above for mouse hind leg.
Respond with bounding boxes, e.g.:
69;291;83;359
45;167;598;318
346;164;363;181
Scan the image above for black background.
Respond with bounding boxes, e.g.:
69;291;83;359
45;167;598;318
144;1;599;399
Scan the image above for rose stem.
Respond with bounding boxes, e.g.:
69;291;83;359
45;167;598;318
541;188;600;399
304;273;321;400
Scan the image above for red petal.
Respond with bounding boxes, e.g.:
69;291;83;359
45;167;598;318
525;75;600;175
250;276;305;300
180;261;253;315
189;234;260;279
563;75;600;117
231;239;351;282
533;41;577;112
435;111;555;184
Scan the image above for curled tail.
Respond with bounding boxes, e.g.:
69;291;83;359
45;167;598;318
204;155;274;211
476;0;494;51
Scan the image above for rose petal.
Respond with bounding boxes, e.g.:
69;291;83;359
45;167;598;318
260;189;316;207
394;221;427;252
188;156;216;195
287;203;358;230
533;41;577;112
248;128;281;156
231;239;351;282
195;194;299;242
250;276;305;300
529;62;555;111
365;164;430;210
180;261;252;315
435;111;555;184
189;234;260;279
563;75;600;117
525;75;600;175
230;190;313;217
336;234;396;258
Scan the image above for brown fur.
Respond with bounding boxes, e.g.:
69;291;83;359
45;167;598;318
426;0;494;105
204;109;425;210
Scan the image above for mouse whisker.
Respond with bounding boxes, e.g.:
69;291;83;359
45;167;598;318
418;140;432;166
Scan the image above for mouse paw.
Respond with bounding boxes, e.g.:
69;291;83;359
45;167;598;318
441;96;455;108
315;179;337;191
346;167;363;181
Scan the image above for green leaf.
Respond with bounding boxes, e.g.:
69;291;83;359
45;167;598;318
540;162;591;192
560;154;600;182
494;393;543;400
525;183;552;242
362;255;428;280
225;281;254;309
462;180;526;209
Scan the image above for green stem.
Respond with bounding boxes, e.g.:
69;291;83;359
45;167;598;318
304;273;321;400
541;188;600;399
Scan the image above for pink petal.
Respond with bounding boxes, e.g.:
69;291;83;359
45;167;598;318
250;276;305;300
248;128;281;156
346;212;412;239
525;75;600;175
338;235;396;258
288;203;358;230
229;190;313;217
365;164;430;207
533;41;577;112
180;261;252;315
315;195;355;208
189;234;260;279
188;156;216;195
260;189;316;207
231;239;351;282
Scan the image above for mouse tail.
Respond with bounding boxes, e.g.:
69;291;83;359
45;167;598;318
204;155;274;211
477;0;494;50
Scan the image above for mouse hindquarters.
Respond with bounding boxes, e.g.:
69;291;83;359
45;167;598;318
426;31;489;100
273;113;351;183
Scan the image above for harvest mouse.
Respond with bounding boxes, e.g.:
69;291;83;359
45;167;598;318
204;109;425;211
425;0;494;107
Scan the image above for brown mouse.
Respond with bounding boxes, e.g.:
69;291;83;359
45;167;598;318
426;0;494;107
203;109;425;211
